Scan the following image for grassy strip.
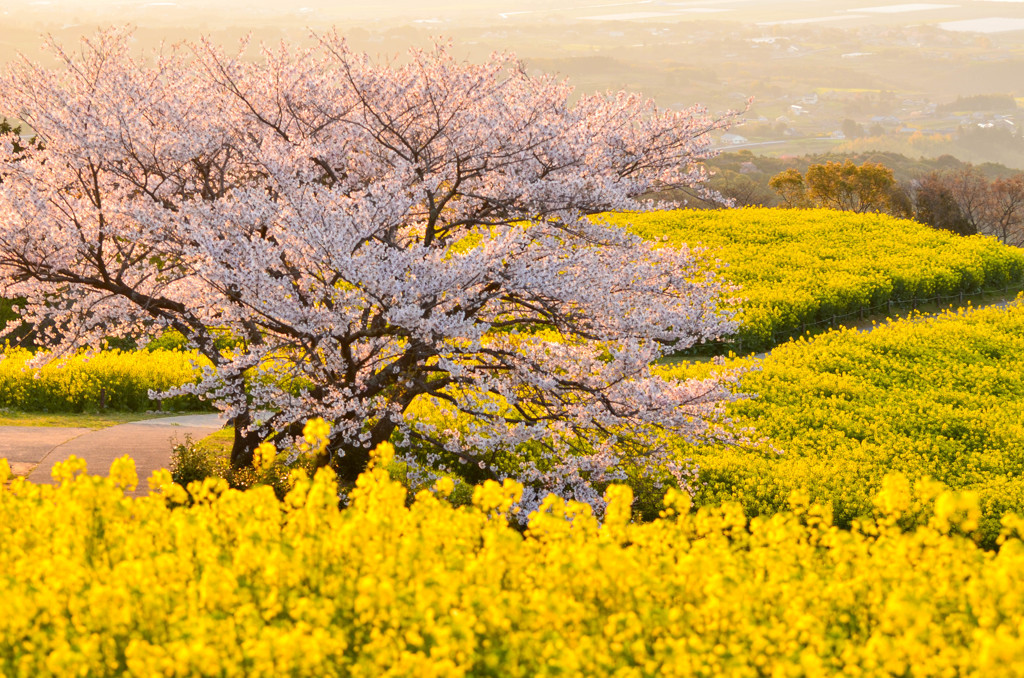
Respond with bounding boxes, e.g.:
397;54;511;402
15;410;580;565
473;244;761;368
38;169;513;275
0;410;189;430
194;426;233;455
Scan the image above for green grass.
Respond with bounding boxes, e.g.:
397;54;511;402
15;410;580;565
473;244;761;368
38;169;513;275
0;410;182;430
196;427;234;456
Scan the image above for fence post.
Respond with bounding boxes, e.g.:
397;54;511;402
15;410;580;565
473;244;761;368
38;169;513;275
99;387;107;411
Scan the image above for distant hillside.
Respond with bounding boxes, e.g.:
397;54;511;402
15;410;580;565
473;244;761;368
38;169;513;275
831;128;1024;173
614;208;1024;352
938;94;1019;113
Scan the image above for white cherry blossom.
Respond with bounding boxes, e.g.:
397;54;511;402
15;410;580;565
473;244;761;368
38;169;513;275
0;29;742;506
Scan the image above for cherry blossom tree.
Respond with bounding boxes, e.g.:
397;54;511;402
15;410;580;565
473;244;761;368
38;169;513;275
0;29;741;509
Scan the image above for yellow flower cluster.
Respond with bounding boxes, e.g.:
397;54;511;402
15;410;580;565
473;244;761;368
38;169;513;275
3;453;1024;676
0;348;209;412
663;300;1024;546
614;208;1024;349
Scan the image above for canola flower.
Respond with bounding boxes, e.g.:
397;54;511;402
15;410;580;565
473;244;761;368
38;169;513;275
3;447;1024;676
663;300;1024;546
0;348;209;412
616;208;1024;350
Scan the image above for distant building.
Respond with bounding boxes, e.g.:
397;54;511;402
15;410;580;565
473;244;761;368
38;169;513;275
721;133;749;145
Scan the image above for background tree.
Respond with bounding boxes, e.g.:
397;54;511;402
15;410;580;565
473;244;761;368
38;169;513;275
910;172;976;236
767;168;809;208
0;30;741;511
983;175;1024;246
769;160;909;215
841;118;864;140
805;160;902;214
906;166;1024;244
944;166;992;234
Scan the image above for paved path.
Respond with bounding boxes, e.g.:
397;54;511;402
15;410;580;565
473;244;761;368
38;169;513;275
1;414;222;495
0;426;92;478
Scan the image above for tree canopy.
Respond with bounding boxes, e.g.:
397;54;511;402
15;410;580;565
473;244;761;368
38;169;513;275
0;29;741;511
769;160;909;216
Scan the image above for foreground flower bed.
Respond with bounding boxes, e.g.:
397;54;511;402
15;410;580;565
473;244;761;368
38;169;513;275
3;453;1024;677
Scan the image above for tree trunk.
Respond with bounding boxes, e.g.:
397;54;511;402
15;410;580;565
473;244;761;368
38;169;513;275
230;410;262;469
331;417;399;484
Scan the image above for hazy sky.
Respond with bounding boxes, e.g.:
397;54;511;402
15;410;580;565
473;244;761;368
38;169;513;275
5;0;1024;163
6;1;1024;39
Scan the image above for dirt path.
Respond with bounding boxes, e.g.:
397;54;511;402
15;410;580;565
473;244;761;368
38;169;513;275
1;414;222;495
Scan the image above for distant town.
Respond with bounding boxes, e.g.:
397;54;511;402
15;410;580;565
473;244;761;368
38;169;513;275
3;0;1024;167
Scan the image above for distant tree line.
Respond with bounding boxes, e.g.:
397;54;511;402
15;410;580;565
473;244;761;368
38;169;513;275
768;160;911;217
909;167;1024;246
674;150;1011;211
770;159;1024;246
664;151;1024;248
937;94;1019;113
765;160;1024;247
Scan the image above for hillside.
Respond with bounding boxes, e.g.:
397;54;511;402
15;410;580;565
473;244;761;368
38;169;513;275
618;208;1024;351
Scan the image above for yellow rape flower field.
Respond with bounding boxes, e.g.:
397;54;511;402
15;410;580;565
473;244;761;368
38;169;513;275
619;208;1024;350
664;300;1024;547
6;210;1024;675
5;449;1024;677
0;348;208;413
